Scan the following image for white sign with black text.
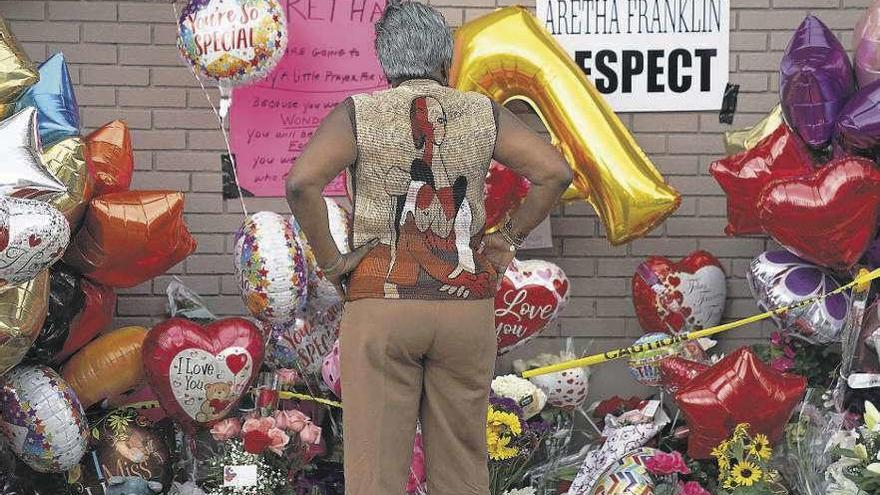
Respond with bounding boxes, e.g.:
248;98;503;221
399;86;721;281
536;0;730;112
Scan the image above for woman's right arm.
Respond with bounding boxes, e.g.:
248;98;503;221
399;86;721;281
492;104;573;239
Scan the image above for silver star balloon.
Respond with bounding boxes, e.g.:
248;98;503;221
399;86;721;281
0;107;66;198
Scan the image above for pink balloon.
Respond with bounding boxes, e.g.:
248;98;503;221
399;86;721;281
321;339;341;399
855;0;880;88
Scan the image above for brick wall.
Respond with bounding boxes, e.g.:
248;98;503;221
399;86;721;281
0;0;868;399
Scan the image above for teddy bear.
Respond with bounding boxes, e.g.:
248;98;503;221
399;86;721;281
196;381;233;422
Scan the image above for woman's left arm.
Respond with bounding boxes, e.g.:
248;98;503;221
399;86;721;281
285;102;374;292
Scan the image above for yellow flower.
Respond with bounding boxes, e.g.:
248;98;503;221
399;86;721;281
487;406;522;436
731;460;763;487
715;454;730;472
733;423;751;440
487;431;518;460
749;433;772;460
711;440;730;461
721;478;736;490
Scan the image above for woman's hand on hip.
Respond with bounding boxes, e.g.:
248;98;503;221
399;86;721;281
480;232;516;275
323;238;380;297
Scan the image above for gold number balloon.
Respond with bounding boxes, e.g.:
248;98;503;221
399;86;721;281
0;270;49;376
61;326;148;408
450;7;680;245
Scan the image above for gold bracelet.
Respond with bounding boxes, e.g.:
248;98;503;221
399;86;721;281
500;219;527;248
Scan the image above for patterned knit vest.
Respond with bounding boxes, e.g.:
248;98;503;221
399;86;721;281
345;79;499;301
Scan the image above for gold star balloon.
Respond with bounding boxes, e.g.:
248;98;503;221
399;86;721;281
0;107;66;198
41;137;94;228
0;270;49;376
0;18;39;103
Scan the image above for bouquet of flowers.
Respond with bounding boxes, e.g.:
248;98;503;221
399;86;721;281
487;394;549;495
825;401;880;494
711;423;785;494
200;409;322;495
752;331;838;388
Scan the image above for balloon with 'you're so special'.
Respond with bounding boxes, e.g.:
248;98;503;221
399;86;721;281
450;7;680;245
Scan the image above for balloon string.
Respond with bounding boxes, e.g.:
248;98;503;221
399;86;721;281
170;1;249;217
522;266;880;378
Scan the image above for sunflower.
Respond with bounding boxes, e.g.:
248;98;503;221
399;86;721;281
749;433;772;460
487;430;518;460
731;460;763;487
715;453;730;472
733;423;751;441
710;440;730;463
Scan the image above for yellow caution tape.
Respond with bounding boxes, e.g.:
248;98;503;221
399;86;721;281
279;391;343;409
521;266;880;379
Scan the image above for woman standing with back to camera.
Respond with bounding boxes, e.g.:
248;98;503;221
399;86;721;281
286;1;572;493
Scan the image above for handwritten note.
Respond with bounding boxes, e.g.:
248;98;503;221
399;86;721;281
230;0;389;196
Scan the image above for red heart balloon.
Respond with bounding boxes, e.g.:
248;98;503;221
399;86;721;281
142;317;264;429
710;124;814;236
495;259;569;355
484;161;530;232
758;156;880;270
632;250;726;334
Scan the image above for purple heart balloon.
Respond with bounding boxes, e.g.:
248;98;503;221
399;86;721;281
747;249;850;344
854;0;880;88
780;15;855;149
836;80;880;155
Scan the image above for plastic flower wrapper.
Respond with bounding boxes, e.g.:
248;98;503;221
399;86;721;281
566;399;670;494
492;374;547;420
166;277;218;324
820;400;880;494
777;388;844;495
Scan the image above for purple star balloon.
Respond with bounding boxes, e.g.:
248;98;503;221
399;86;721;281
780;15;855;149
747;249;850;344
836;79;880;155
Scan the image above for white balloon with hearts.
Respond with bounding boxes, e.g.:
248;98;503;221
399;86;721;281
528;365;590;410
495;259;570;355
0;196;70;286
169;347;254;423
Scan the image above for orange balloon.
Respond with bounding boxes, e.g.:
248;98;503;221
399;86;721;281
63;191;197;288
61;326;147;408
451;7;680;245
84;120;133;196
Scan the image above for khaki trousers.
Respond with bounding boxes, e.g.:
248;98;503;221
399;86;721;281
339;298;497;495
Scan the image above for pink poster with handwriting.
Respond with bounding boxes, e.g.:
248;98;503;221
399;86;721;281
230;0;388;197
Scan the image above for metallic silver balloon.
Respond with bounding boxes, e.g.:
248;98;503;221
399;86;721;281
0;365;88;472
0;107;66;198
747;249;850;344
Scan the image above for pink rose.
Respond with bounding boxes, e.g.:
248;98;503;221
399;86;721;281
275;409;310;432
678;481;710;495
210;418;241;441
277;369;299;387
783;345;796;359
771;356;795;373
267;427;290;455
300;422;322;445
770;332;784;347
644;451;690;476
242;416;276;435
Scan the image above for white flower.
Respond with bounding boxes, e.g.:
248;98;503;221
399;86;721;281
503;488;537;495
867;401;880;432
491;374;547;419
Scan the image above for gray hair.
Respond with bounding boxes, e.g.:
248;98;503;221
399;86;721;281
375;1;453;82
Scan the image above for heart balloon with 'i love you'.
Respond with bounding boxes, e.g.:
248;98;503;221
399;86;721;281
142;317;264;430
495;259;569;355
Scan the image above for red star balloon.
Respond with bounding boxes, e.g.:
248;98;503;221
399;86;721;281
709;123;814;236
674;347;806;459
